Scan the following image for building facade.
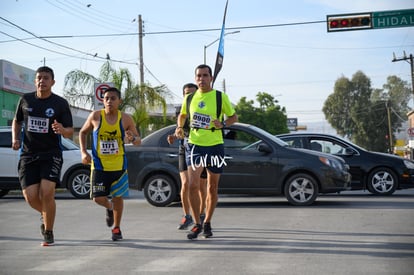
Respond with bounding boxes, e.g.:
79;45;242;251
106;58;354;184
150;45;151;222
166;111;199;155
0;60;89;132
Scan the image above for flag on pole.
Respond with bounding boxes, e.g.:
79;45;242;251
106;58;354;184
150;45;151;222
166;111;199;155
212;0;229;87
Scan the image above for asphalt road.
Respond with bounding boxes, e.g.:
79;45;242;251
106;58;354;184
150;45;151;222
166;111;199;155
1;189;414;275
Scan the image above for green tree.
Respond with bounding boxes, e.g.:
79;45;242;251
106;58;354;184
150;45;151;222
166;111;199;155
235;92;288;134
371;75;411;151
382;75;411;119
323;71;410;152
63;61;170;136
322;76;354;136
348;71;374;148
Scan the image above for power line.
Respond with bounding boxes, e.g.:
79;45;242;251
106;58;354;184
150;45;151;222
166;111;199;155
2;20;327;40
144;64;180;100
1;17;327;89
0;30;88;60
391;106;408;122
0;16;138;65
44;0;134;33
70;0;133;25
2;14;412;95
3;25;411;52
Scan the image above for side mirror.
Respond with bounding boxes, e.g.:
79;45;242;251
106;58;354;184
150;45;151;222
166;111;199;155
344;147;355;155
257;143;272;153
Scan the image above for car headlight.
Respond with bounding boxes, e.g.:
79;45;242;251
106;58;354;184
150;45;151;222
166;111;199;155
403;160;414;169
319;156;343;170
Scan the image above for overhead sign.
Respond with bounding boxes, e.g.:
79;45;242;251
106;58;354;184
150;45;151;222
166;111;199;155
372;9;414;29
327;9;414;32
93;83;114;110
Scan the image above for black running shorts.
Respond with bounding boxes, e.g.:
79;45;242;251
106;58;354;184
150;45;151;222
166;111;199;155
179;143;207;178
18;152;62;188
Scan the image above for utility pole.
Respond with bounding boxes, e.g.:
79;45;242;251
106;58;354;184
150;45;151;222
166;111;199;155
392;52;414;98
386;100;393;153
138;14;144;85
393;52;414;155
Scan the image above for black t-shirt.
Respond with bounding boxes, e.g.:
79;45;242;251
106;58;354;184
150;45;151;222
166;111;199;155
15;92;73;156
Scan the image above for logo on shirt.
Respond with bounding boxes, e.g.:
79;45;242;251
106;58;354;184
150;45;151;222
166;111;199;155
105;130;118;138
198;101;206;109
45;108;55;117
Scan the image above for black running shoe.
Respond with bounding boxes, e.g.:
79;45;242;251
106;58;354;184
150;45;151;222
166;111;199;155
177;215;193;230
112;227;123;241
106;208;114;227
41;230;54;246
187;224;202;240
202;222;213;238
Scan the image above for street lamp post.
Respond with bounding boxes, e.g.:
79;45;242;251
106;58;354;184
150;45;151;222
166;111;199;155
203;30;240;64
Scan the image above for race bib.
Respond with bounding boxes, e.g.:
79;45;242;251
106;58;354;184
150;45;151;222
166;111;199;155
191;112;211;129
99;139;120;155
27;116;49;133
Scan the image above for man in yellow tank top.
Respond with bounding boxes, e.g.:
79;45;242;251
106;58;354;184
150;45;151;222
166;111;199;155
79;87;141;241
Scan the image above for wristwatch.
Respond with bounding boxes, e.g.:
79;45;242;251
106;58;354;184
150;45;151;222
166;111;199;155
222;121;226;128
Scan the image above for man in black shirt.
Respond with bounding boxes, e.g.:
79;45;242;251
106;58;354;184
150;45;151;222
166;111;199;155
12;66;74;246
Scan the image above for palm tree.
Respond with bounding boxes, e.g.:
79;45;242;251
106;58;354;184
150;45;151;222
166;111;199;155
64;61;134;108
63;61;171;135
122;83;171;136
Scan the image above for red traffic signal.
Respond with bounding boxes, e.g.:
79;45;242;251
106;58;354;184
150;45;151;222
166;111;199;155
327;13;372;32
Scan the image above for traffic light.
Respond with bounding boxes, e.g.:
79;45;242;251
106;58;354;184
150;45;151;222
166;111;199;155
327;13;372;32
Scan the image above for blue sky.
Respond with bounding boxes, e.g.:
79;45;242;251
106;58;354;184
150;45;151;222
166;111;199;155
1;0;413;128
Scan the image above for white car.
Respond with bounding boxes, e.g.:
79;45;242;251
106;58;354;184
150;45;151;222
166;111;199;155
0;127;91;199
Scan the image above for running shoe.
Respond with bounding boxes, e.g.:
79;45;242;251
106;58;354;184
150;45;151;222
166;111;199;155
106;208;114;227
177;214;193;230
187;224;202;240
112;227;123;241
202;222;213;238
41;230;54;246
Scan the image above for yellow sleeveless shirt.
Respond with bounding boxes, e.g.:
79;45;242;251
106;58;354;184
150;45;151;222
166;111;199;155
91;109;127;171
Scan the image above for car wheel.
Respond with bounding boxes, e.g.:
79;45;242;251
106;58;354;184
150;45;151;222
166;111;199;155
367;167;397;195
143;174;177;207
0;189;10;198
67;168;91;199
284;173;319;206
